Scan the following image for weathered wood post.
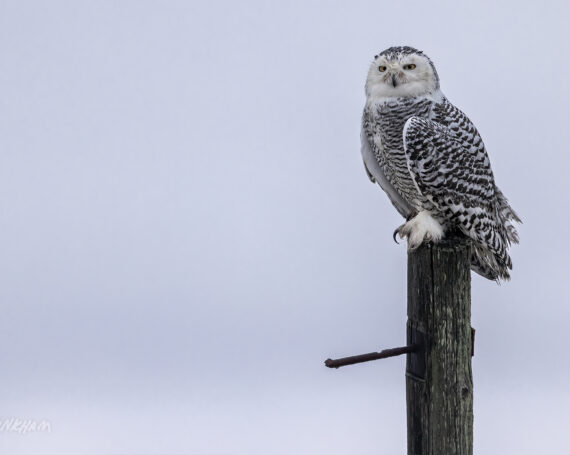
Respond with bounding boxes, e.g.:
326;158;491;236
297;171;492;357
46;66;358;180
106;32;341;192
406;235;473;455
324;234;474;454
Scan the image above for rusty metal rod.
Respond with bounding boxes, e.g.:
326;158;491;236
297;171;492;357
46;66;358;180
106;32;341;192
325;344;421;369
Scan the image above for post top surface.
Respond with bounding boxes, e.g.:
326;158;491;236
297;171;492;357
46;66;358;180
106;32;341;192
414;231;471;252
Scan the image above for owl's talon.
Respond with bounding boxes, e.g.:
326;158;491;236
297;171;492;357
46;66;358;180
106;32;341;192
392;211;444;250
408;242;418;250
393;228;400;244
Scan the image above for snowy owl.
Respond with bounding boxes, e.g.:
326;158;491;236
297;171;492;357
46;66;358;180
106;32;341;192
361;46;520;281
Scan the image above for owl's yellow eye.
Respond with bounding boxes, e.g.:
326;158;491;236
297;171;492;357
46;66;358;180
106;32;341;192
403;64;416;70
378;66;387;72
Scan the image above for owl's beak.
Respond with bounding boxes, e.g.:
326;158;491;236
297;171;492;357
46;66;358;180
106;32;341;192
391;75;398;88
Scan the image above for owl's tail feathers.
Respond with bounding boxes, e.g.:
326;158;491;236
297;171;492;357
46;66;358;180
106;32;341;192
471;243;511;282
495;185;521;245
470;186;521;282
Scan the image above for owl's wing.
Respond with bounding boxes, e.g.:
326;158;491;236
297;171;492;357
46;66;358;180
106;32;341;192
402;116;511;269
360;126;412;218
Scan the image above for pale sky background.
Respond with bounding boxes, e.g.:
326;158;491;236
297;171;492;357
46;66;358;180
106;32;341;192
1;1;569;454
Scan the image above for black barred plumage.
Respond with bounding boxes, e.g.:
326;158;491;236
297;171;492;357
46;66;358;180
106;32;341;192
361;46;520;281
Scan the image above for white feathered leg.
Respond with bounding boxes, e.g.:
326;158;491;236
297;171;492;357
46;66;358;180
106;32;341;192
394;211;445;250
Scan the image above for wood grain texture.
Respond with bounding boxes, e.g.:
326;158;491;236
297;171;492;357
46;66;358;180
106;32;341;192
406;235;473;455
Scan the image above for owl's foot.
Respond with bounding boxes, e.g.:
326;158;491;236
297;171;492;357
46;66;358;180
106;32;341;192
393;211;444;250
393;211;418;244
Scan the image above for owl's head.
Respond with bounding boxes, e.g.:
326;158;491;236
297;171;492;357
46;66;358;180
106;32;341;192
365;46;440;100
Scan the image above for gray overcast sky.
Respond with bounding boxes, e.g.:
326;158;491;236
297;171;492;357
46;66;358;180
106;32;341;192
1;0;569;454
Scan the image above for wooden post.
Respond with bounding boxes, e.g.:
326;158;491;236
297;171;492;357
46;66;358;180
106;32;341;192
406;236;473;455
